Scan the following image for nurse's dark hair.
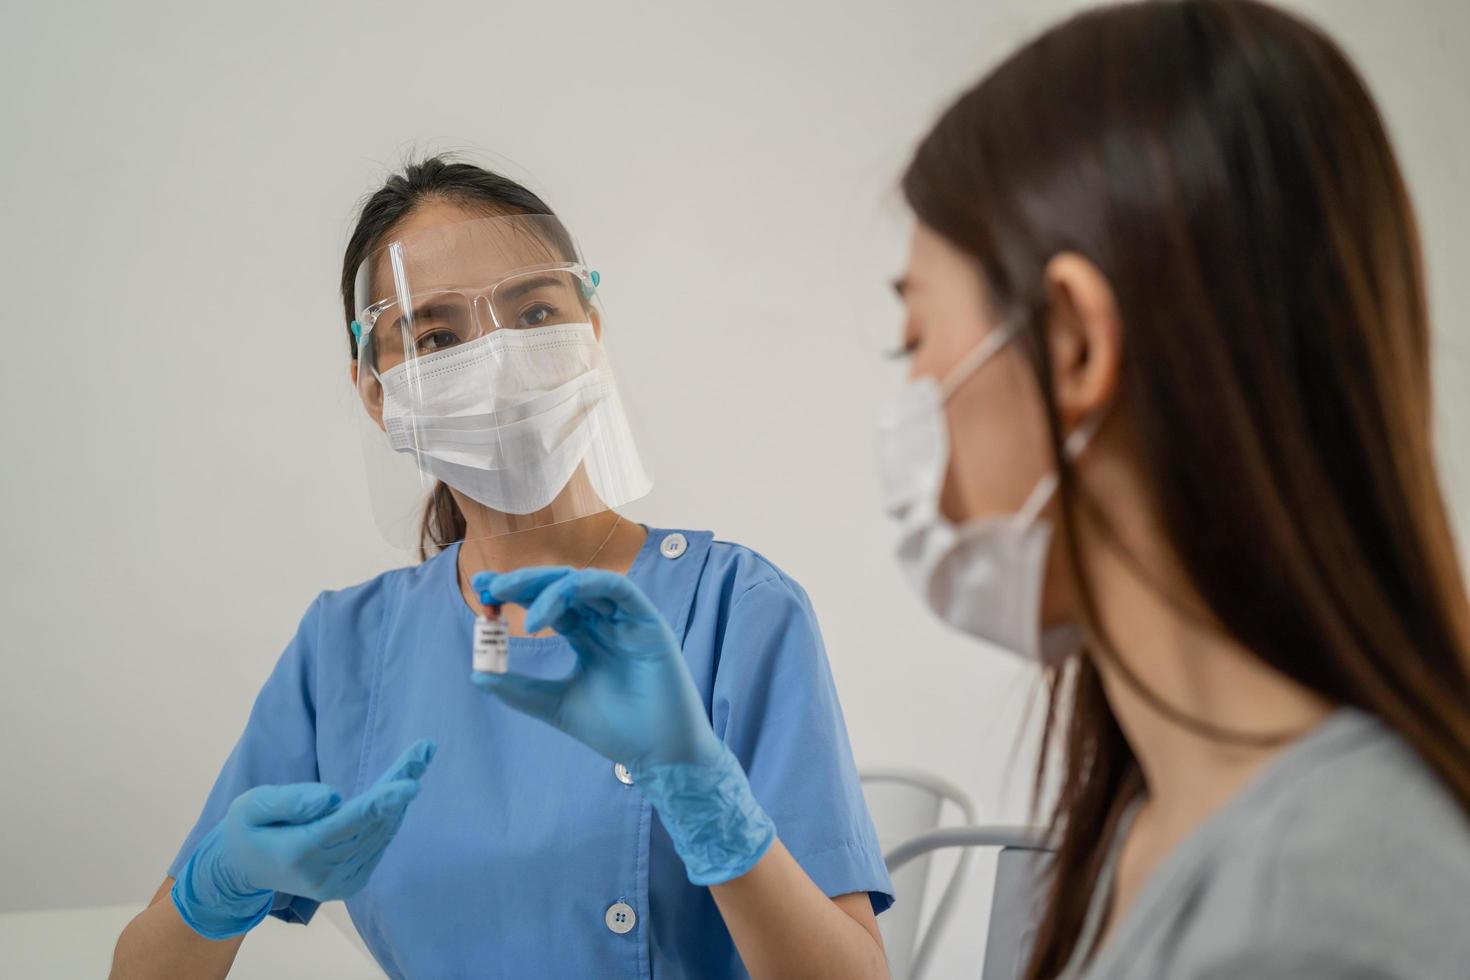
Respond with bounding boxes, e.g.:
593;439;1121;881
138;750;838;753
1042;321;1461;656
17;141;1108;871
903;0;1470;975
338;154;574;558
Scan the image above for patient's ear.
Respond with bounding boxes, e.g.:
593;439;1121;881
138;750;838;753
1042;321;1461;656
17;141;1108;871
1042;252;1123;431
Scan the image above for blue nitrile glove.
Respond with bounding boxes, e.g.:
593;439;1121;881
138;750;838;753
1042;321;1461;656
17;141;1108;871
171;739;435;939
471;567;775;886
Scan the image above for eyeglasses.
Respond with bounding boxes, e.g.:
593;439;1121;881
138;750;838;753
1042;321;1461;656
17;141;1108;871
354;262;599;376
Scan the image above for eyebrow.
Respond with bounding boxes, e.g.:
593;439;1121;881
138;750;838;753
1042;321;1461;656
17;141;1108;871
406;299;459;322
498;275;569;304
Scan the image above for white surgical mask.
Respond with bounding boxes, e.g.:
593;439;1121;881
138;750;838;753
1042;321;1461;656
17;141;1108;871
380;322;609;515
875;323;1098;661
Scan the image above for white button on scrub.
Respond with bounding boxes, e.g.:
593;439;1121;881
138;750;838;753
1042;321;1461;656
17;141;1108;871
605;901;636;934
614;762;634;786
660;533;688;559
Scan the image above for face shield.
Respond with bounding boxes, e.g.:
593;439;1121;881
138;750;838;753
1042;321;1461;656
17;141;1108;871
352;214;651;551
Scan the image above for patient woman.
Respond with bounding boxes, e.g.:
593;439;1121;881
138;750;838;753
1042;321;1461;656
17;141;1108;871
879;1;1470;976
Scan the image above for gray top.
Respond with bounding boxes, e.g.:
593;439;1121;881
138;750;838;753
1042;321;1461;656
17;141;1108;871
1060;708;1470;980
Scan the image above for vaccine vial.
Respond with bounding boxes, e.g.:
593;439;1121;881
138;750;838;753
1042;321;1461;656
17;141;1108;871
473;612;510;674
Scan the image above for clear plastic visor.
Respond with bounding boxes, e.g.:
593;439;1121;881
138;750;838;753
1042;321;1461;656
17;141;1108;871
351;214;650;553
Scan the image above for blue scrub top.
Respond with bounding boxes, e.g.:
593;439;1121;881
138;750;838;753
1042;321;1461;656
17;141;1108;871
169;527;893;979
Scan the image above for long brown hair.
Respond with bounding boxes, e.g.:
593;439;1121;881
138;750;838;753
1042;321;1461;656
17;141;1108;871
902;1;1470;974
339;156;575;558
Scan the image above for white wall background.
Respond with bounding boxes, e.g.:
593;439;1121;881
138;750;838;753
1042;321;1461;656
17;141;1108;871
1;0;1466;976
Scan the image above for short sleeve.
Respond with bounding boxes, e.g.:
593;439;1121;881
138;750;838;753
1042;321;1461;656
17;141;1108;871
165;595;325;925
711;577;895;914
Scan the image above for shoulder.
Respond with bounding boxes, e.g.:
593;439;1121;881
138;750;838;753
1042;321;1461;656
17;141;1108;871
1214;712;1470;972
672;535;850;740
1263;713;1470;894
697;534;815;611
654;528;826;665
302;550;453;644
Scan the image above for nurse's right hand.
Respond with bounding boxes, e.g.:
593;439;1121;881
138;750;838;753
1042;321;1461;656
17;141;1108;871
170;738;435;940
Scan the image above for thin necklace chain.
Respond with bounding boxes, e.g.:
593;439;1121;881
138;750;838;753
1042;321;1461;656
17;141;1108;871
458;513;623;599
581;513;622;569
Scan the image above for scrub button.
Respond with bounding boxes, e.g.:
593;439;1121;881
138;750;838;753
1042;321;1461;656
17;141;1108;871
614;762;634;786
605;901;636;934
660;533;688;559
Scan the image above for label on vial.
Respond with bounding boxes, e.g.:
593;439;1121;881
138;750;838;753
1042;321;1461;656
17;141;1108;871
472;615;510;674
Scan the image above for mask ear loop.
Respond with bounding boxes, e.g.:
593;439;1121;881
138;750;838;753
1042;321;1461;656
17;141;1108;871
1017;403;1109;528
938;321;1024;401
935;313;1107;527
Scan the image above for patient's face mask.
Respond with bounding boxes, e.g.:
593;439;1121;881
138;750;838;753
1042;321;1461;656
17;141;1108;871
352;214;651;550
876;323;1098;662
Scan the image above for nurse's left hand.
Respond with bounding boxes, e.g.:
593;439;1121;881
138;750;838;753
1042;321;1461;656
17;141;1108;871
470;567;722;773
473;567;777;887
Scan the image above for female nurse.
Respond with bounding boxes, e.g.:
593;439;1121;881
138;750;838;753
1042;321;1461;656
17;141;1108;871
110;157;892;979
868;1;1470;977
